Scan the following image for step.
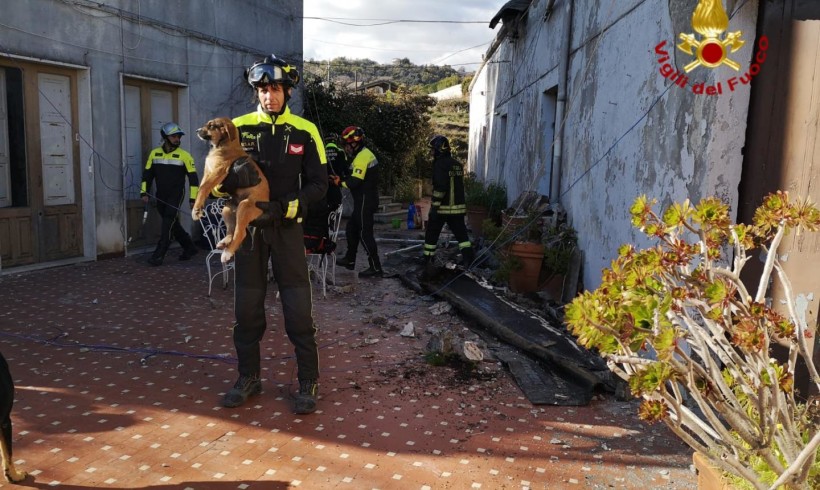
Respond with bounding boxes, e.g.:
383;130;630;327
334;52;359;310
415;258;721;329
379;202;402;213
373;209;407;223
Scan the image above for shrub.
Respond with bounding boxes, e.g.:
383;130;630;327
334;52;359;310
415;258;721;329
565;192;820;489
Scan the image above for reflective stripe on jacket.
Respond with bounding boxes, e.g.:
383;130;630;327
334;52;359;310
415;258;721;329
431;154;466;215
232;105;327;212
344;146;379;203
141;146;199;201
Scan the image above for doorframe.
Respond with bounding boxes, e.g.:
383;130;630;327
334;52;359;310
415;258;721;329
119;73;190;257
0;53;95;273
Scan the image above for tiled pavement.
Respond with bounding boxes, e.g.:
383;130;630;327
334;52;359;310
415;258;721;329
0;248;697;489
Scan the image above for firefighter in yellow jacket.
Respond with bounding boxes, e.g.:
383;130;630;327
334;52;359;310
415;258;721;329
223;55;328;414
140;122;199;266
335;126;383;278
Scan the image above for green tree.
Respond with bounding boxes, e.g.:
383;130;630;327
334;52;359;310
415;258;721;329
302;75;435;196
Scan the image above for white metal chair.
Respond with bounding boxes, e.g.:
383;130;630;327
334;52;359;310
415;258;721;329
306;204;343;298
199;198;235;296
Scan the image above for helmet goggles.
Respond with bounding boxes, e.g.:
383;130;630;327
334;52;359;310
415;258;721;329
245;56;299;87
247;64;286;86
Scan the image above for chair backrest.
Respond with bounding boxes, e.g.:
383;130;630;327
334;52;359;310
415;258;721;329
199;198;228;251
328;204;343;241
304;203;343;255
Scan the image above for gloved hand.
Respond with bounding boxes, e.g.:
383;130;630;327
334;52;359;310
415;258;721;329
189;199;196;207
211;185;229;198
284;198;300;220
141;194;149;204
252;201;282;228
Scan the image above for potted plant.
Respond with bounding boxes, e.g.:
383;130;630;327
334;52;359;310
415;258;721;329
565;192;820;489
539;223;577;300
482;209;545;293
464;173;507;237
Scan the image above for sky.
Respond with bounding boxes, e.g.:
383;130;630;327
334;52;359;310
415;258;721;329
303;0;503;69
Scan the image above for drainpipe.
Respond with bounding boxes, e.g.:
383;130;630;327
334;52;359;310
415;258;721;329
550;0;573;204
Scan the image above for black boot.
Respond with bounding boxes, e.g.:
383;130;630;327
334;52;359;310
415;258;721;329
179;246;199;261
358;256;383;278
419;256;438;281
294;379;319;414
336;255;356;270
148;242;168;266
461;247;475;268
222;374;262;408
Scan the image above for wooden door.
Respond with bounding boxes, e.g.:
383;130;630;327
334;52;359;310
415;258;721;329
0;70;10;209
123;82;177;250
0;62;82;268
739;0;820;396
37;72;82;261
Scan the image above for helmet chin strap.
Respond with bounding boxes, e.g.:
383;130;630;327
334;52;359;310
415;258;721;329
163;138;180;151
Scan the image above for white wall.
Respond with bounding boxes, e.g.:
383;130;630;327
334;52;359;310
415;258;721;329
429;84;463;101
469;0;759;289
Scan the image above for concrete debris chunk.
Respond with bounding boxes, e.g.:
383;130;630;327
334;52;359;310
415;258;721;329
429;301;452;316
386;318;402;332
400;321;416;338
426;327;454;355
460;340;484;361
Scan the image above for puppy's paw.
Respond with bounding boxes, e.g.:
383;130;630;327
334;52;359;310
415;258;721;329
9;469;28;482
217;236;232;249
6;467;27;483
221;251;234;264
191;208;203;221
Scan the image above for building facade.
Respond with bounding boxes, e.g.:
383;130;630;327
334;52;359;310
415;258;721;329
469;0;820;354
0;0;303;271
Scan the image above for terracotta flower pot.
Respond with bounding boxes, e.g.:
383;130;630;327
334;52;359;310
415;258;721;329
508;241;544;293
539;272;565;301
692;452;736;490
466;205;489;238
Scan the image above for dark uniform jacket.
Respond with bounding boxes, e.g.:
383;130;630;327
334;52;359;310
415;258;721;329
232;105;327;220
431;154;466;215
325;142;349;179
324;142;348;209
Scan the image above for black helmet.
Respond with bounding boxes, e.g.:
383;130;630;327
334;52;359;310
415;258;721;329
325;133;340;146
244;54;300;87
428;134;450;155
160;122;184;139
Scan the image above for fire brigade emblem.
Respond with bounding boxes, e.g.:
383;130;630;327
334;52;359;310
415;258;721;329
677;0;744;72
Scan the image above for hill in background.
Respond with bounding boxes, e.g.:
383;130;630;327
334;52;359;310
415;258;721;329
304;57;467;93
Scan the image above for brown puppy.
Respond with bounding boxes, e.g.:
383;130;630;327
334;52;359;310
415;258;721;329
0;352;26;483
192;118;269;263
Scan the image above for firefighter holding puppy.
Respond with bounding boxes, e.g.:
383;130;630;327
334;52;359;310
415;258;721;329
223;55;328;414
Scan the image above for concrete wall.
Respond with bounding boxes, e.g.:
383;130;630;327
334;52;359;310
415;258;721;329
469;0;759;290
1;0;303;259
429;84;463;101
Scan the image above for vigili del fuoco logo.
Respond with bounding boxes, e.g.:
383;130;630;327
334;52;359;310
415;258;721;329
654;0;769;96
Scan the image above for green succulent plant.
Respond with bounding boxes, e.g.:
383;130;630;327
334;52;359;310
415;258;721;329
565;192;820;490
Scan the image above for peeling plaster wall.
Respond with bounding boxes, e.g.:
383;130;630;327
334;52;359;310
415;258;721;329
469;0;758;290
